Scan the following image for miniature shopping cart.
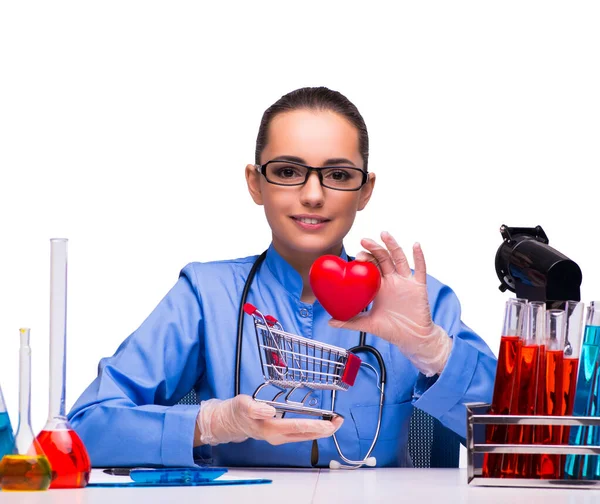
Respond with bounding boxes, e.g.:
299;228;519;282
243;303;362;420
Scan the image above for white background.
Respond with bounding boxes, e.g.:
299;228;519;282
0;1;599;466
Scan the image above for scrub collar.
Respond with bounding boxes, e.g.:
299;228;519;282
264;242;349;300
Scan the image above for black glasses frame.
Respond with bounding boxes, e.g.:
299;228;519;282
256;160;368;191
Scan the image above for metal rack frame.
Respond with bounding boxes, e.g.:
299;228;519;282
466;402;600;489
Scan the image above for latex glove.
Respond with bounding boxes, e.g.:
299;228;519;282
329;231;453;377
195;394;343;446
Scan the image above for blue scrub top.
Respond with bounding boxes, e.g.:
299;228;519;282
68;243;497;468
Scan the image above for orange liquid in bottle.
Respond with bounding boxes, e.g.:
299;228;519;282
36;429;91;488
0;454;52;491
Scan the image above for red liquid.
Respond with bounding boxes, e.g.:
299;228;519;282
561;357;579;440
531;345;547;477
483;335;521;478
535;350;564;479
36;429;91;488
504;344;540;478
560;357;579;471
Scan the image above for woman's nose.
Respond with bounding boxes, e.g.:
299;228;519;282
299;172;325;207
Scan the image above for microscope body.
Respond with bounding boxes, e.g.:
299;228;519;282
495;225;582;308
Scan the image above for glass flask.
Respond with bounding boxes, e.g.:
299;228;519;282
0;382;15;462
36;238;91;488
482;298;527;478
0;329;52;491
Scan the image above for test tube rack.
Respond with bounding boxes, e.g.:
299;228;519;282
466;402;600;489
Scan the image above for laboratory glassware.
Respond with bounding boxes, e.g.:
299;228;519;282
0;329;52;491
505;301;545;478
482;298;526;478
0;381;15;462
534;309;566;479
565;301;600;480
36;238;91;488
561;301;584;439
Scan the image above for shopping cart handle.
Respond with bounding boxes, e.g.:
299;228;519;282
243;303;257;315
341;353;362;387
243;303;279;327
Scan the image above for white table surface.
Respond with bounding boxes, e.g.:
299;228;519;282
1;468;600;503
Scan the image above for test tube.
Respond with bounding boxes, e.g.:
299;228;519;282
482;298;526;478
506;301;545;478
536;309;566;479
566;302;600;480
562;302;584;426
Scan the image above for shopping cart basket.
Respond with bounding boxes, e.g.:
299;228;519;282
243;303;362;420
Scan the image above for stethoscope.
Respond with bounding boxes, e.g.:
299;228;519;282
234;250;386;469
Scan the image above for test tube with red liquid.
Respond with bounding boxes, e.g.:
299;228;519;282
482;298;526;478
503;301;545;478
534;309;566;479
35;239;91;488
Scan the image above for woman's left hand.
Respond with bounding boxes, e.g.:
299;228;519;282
328;231;452;377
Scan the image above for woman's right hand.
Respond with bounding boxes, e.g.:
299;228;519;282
194;394;343;447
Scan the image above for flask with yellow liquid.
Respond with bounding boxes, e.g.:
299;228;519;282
0;329;52;491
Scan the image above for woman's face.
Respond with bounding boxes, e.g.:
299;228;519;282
246;108;375;258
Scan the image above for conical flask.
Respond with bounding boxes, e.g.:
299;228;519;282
0;329;52;491
36;238;91;488
0;381;15;462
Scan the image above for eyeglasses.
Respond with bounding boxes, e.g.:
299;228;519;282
256;160;368;191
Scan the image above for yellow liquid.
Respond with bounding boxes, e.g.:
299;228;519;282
0;454;52;491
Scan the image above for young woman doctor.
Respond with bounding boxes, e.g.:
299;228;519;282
68;87;497;468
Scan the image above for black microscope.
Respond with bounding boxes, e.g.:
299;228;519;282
495;225;582;308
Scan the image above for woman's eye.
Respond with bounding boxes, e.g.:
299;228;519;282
275;166;302;178
326;170;351;181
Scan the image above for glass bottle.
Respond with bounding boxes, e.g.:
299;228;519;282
0;329;52;491
36;238;91;488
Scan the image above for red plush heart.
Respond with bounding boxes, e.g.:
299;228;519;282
309;255;381;321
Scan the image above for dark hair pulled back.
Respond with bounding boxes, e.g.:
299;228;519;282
255;87;369;171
